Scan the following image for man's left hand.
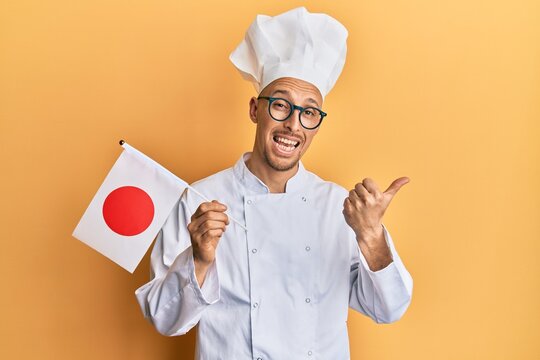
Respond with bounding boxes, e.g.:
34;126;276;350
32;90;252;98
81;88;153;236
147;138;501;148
343;177;410;271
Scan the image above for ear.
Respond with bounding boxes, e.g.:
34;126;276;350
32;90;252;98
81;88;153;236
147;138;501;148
249;97;258;124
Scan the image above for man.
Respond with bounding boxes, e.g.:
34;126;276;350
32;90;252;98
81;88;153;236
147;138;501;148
136;7;413;359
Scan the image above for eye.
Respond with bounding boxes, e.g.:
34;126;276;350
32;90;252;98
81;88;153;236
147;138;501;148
272;99;290;110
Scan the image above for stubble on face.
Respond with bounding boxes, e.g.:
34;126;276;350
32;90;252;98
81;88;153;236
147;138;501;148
262;140;301;171
255;77;323;173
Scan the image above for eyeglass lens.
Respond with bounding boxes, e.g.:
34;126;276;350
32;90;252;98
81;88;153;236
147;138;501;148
269;98;322;129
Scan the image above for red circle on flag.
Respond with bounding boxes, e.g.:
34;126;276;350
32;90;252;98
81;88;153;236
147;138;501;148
102;186;155;236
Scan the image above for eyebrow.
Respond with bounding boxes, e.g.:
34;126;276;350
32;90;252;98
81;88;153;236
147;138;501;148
271;89;320;108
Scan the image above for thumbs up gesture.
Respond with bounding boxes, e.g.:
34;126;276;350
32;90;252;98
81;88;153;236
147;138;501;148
343;177;409;270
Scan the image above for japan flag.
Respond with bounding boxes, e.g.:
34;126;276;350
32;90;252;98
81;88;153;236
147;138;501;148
72;141;187;273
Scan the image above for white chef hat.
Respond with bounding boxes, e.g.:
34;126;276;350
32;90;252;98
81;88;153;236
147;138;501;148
229;7;348;100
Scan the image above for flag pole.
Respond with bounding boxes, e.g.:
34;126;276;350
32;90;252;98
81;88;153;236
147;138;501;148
119;140;248;232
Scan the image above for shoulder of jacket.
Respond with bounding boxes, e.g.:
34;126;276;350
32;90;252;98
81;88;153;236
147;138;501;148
190;166;234;190
304;169;348;197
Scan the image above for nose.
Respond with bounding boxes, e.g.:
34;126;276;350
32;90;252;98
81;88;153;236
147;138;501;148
283;108;302;132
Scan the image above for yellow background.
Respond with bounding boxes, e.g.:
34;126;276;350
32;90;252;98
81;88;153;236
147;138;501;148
1;0;539;359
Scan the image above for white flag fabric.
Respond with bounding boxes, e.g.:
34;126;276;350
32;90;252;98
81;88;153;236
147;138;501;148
73;142;188;273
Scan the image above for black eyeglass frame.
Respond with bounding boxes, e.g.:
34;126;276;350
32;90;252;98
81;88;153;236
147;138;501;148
257;96;327;130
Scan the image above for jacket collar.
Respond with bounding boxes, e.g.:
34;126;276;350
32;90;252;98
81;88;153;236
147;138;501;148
233;152;307;194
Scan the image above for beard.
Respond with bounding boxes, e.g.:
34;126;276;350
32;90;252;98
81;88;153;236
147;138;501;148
263;146;300;172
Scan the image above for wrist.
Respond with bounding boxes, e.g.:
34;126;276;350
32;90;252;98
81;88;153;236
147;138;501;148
355;226;393;271
358;240;393;271
354;224;384;246
193;256;213;287
193;255;213;271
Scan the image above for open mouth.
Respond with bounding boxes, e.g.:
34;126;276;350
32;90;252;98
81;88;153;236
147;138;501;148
273;135;300;153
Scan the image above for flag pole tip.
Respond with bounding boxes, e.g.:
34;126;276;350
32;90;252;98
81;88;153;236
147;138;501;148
119;139;125;146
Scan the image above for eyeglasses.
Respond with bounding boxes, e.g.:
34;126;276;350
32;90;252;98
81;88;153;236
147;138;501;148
257;96;327;130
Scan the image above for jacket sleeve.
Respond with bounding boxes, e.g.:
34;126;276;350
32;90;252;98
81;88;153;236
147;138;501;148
134;189;221;336
348;223;413;323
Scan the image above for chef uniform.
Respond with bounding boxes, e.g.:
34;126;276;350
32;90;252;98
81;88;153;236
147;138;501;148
135;7;413;360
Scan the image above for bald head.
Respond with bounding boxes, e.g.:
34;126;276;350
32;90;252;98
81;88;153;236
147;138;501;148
259;77;323;108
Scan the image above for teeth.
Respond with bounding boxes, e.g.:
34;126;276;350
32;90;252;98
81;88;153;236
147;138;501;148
277;143;295;152
275;136;299;146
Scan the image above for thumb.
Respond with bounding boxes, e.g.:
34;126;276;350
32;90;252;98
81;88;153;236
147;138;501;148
211;199;227;211
383;177;410;198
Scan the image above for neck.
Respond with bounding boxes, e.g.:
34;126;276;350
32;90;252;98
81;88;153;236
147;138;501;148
245;153;299;193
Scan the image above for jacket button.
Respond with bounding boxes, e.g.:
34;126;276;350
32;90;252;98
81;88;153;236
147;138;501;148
247;200;252;205
252;248;257;254
305;298;311;303
305;246;311;251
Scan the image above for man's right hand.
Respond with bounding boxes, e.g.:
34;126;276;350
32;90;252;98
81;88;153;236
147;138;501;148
187;200;229;286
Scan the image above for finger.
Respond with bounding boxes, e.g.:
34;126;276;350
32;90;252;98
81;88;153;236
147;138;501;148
202;228;224;241
191;211;229;229
354;182;371;201
190;211;229;232
343;197;354;212
348;189;361;207
192;200;228;220
211;199;228;209
383;177;410;198
362;178;381;196
191;222;226;242
198;220;227;236
191;202;211;220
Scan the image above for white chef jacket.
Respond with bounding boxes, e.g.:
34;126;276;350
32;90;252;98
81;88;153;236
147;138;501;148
135;152;413;360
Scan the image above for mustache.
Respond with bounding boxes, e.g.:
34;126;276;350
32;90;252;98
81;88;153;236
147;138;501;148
272;131;303;143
